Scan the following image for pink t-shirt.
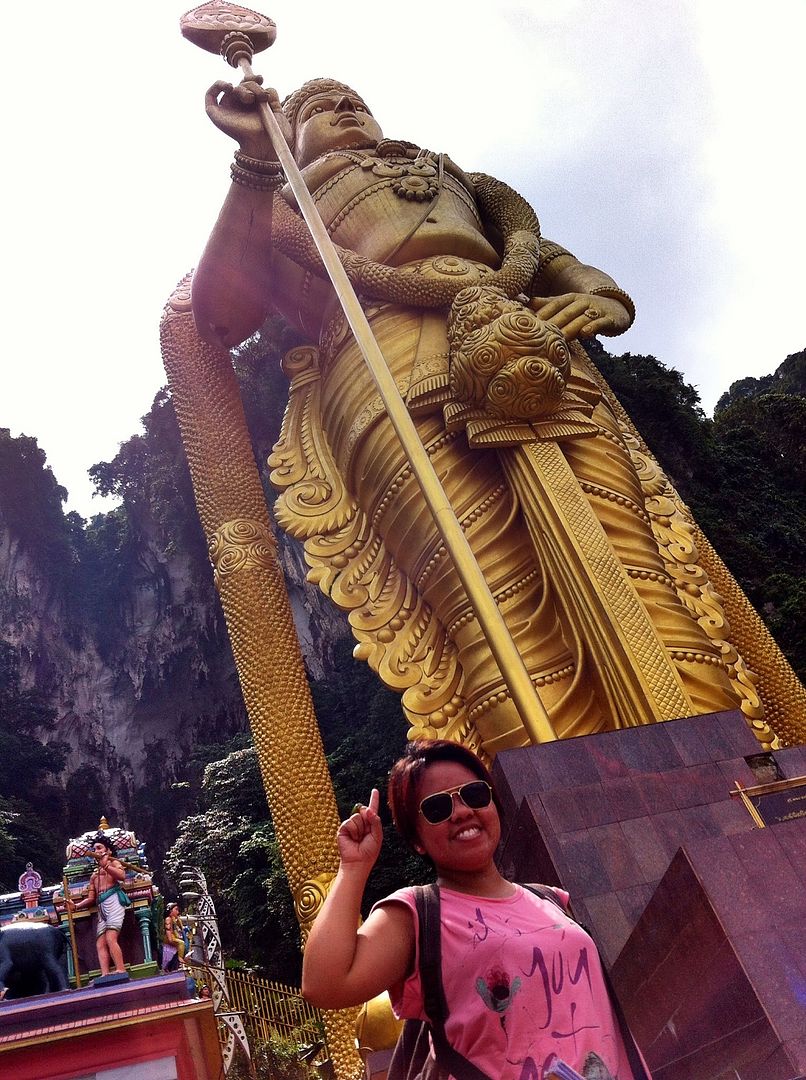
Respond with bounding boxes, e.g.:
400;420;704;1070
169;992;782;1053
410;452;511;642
375;884;645;1080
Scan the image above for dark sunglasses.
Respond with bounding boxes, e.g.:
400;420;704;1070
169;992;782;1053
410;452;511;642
418;780;493;825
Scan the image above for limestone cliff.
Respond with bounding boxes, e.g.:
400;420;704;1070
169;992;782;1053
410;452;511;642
0;343;349;859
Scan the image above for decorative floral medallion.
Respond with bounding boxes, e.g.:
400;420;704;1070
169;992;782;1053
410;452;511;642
349;150;440;201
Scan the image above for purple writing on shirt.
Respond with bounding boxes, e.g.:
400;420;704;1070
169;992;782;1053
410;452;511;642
521;944;593;1029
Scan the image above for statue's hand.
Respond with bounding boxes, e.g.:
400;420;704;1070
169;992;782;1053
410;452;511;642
530;293;631;340
204;76;290;160
337;788;383;870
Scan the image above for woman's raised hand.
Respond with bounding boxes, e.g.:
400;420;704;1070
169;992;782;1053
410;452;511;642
337;788;383;868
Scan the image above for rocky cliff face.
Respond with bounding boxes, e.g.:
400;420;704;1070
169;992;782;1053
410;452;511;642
0;364;350;858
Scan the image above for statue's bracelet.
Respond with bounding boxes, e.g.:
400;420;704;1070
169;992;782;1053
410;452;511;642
587;286;635;326
234;151;284;176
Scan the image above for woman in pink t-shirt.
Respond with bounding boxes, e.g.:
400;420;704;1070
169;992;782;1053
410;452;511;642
302;740;648;1080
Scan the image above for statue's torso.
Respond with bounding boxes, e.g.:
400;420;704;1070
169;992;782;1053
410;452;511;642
271;147;499;336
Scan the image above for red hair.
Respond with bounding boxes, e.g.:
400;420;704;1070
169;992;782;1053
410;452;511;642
387;740;500;852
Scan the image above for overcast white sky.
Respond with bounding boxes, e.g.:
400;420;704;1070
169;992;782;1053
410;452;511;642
4;0;805;518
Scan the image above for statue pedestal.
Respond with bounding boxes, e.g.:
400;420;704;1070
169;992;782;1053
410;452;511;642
91;971;131;987
493;710;806;1079
613;820;806;1079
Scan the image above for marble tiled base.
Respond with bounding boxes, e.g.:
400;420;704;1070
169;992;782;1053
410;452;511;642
612;822;806;1079
493;711;806;1079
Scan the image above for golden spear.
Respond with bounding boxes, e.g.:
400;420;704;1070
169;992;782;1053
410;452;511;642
180;1;555;747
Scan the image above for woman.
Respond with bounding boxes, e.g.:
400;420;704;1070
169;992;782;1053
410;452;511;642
162;903;186;973
302;740;648;1080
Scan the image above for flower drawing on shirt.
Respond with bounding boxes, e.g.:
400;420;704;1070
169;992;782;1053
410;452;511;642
476;965;522;1015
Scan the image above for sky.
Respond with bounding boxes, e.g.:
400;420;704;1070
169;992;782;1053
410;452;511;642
4;0;805;518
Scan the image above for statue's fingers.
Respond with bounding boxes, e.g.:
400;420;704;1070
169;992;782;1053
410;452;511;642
205;80;233;107
560;314;590;340
531;296;567;320
537;297;588;328
233;81;270;107
582;316;616;337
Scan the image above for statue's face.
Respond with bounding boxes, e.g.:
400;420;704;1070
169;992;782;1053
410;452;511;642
294;90;382;168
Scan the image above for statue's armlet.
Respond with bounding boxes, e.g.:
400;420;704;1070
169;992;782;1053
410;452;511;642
534;237;577;290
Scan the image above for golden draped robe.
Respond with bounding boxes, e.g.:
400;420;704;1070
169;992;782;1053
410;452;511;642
261;143;800;755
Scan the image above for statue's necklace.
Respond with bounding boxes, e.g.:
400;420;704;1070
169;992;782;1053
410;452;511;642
328;144;441;203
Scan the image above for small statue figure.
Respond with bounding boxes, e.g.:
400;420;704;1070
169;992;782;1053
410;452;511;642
65;834;128;977
161;902;187;972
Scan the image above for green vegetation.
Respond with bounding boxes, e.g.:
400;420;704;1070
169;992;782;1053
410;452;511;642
227;1032;319;1080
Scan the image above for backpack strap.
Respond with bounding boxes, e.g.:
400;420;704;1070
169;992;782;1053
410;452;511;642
522;884;650;1080
413;884;493;1080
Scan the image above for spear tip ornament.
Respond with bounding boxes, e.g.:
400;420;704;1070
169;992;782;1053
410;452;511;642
180;1;276;66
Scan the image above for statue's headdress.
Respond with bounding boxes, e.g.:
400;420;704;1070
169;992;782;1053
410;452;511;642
93;832;118;857
281;78;371;136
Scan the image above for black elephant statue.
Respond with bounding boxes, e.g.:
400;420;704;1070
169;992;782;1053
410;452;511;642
0;922;69;1000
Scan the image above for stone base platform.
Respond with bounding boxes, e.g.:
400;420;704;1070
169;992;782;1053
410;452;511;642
493;710;806;1080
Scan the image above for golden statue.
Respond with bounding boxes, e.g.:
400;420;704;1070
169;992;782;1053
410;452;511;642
188;69;804;756
163;9;806;1075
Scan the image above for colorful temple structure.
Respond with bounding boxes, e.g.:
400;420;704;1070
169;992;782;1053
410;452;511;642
0;819;224;1078
0;816;157;988
56;816;158;984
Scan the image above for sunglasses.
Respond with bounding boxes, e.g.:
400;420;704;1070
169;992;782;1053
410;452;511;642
418;781;493;825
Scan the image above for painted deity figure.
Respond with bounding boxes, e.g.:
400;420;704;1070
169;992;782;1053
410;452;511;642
192;77;783;756
162;901;187;972
65;834;128;977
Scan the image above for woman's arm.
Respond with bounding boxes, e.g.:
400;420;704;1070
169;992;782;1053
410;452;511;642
301;789;416;1010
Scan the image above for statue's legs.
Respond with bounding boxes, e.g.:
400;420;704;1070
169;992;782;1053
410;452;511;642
561;352;738;715
321;305;603;753
320;304;742;751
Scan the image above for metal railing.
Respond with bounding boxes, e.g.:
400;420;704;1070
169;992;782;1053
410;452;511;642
191;963;326;1049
